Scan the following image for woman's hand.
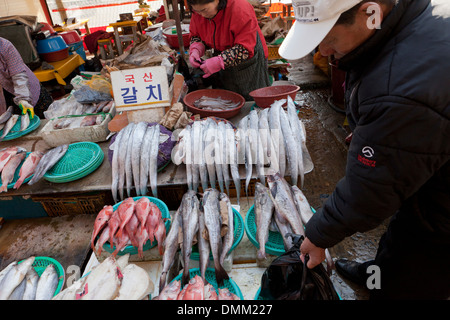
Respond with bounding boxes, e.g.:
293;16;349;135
200;56;225;78
300;237;326;269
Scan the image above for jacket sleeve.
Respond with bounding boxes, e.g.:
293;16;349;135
228;3;259;58
305;96;450;249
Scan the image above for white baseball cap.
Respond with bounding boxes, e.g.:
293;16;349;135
279;0;363;60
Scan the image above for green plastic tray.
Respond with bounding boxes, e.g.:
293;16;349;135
18;256;65;297
190;208;244;260
0;115;40;141
244;204;316;256
43;142;104;183
0;152;33;191
102;196;171;256
172;267;244;300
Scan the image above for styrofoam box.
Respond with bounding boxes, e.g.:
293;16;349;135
41;104;116;147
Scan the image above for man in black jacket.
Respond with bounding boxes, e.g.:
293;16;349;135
279;0;450;299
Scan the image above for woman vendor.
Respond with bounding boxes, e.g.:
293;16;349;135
0;37;53;119
187;0;270;100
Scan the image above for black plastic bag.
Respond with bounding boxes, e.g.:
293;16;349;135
259;234;340;300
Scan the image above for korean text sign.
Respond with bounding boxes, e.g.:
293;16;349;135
111;66;170;111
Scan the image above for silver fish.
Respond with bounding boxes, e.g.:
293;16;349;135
181;190;200;287
117;123;135;200
0;256;35;300
131;121;148;196
267;173;304;236
36;264;59;300
249;110;265;184
184;124;193;190
125;123;137;197
28;144;69;185
225;122;240;204
139;125;154;197
238;116;252;202
198;120;208;191
213;121;224;193
219;121;231;195
287;96;304;188
8;278;26;300
110;129;126;203
0;106;13;125
279;105;299;186
20;114;30;132
273;208;294;250
268;100;286;177
203;118;216;189
0;261;17;284
22;267;39;300
158;207;182;292
148;124;160;198
254;182;275;260
0;151;26;193
191;121;200;192
0;114;19;141
219;192;234;264
197;205;210;282
202;188;229;286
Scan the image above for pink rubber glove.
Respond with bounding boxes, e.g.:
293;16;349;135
200;56;225;78
189;42;205;68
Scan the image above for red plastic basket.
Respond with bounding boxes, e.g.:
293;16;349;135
249;85;300;108
183;89;245;119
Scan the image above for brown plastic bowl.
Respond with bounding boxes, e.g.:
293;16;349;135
249;85;300;108
183;89;245;119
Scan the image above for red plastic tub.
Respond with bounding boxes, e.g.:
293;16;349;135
60;30;82;45
39;48;69;62
249;85;300;108
183;89;245;119
163;25;191;49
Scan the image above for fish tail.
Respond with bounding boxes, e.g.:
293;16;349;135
13;178;24;190
182;268;190;288
159;272;167;292
0;185;7;193
257;250;267;260
116;228;123;239
214;261;229;287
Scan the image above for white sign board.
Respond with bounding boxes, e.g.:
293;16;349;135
110;66;170;111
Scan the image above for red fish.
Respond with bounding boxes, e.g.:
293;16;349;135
156;280;181;300
146;202;162;243
218;287;239;300
13;151;43;189
96;225;110;255
90;205;114;251
108;211;121;248
124;213;140;247
204;283;218;300
0;152;26;193
112;228;130;257
0;147;20;172
183;275;205;300
154;219;166;256
135;197;151;235
115;197;135;238
135;227;149;259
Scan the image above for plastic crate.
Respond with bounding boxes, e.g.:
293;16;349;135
268;45;281;60
32;192;107;216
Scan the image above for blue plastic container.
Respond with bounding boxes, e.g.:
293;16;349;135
68;41;86;70
36;35;68;54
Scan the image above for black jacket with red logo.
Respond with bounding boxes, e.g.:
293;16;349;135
305;0;450;249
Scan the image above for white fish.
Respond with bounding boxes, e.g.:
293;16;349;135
0;256;35;300
225;122;240;204
20;114;30;132
139;125;154;196
198;120;209;191
0;114;19;141
115;264;154;300
149;124;160;198
239;116;252;202
8;278;26;300
0;261;17;284
125;124;137;197
80;255;121;300
191;121;200;191
22;267;39;300
184;124;193;190
214;120;224;193
52;276;87;300
131;121;148;196
268;99;286;177
249;110;265;184
203;118;216;189
286;96;305;188
35;264;59;300
219;121;231;195
219;193;234;264
110;129;126;203
117;123;135;200
279;105;299;186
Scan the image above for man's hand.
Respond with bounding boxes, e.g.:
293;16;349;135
18;100;34;119
300;237;326;269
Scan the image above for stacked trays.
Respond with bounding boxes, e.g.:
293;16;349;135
244;204;316;256
43;142;104;183
172;268;244;300
1;116;40;141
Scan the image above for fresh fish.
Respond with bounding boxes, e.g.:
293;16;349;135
0;114;19;141
273;209;294;250
52;274;87;300
287;96;305;187
202;188;229;286
225;122;240;204
259;108;279;176
131;121;148;196
219;121;231;195
0;261;17;284
0;106;13;125
110;129;126;203
181;190;200;287
269;99;286;177
218;287;239;300
108;211;121;248
254;182;275;260
138;125;154;197
28;144;69;185
213;121;224;193
197;206;210;282
80;115;97;127
35;264;59;300
249;109;265;184
146;202;162;243
219;193;234;264
90;205;114;251
184;124;193;190
193;96;240;110
124;212;139;247
96;225;110;255
267;173;304;236
0;146;25;172
80;255;121;300
191;121;201;192
198;120;208;191
183;275;204;300
117;123;135;200
20;114;30;131
0;256;35;300
22;267;39;300
177;283;188;300
238;116;252;202
154;218;166;256
148;124;160;198
204;283;218;300
135;197;151;235
8;278;26;300
278;103;298;186
0;151;26;193
112;228;130;257
13;151;43;189
158;208;182;292
116;197;136;238
125;123;136;197
156;279;181;300
203;118;216;189
115;264;154;300
135;225;149;259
